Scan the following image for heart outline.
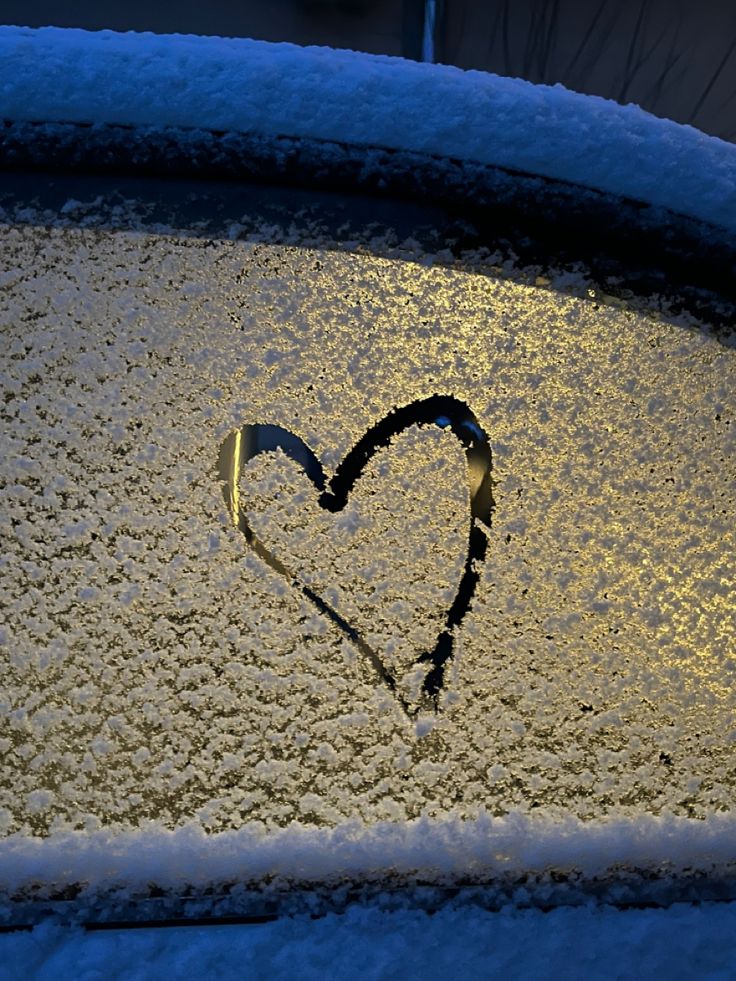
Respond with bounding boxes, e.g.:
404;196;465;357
217;395;493;716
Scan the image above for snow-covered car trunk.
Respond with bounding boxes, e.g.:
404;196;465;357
0;28;735;927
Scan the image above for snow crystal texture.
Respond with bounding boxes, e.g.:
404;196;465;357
1;218;734;882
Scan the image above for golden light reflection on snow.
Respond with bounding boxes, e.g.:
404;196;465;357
0;225;734;837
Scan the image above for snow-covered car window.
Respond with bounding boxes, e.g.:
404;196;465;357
0;26;735;921
1;179;734;855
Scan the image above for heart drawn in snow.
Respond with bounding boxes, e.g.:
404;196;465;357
217;395;493;717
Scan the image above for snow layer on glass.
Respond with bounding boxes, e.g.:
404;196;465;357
0;222;734;888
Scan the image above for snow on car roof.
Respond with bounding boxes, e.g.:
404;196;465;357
0;25;735;233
